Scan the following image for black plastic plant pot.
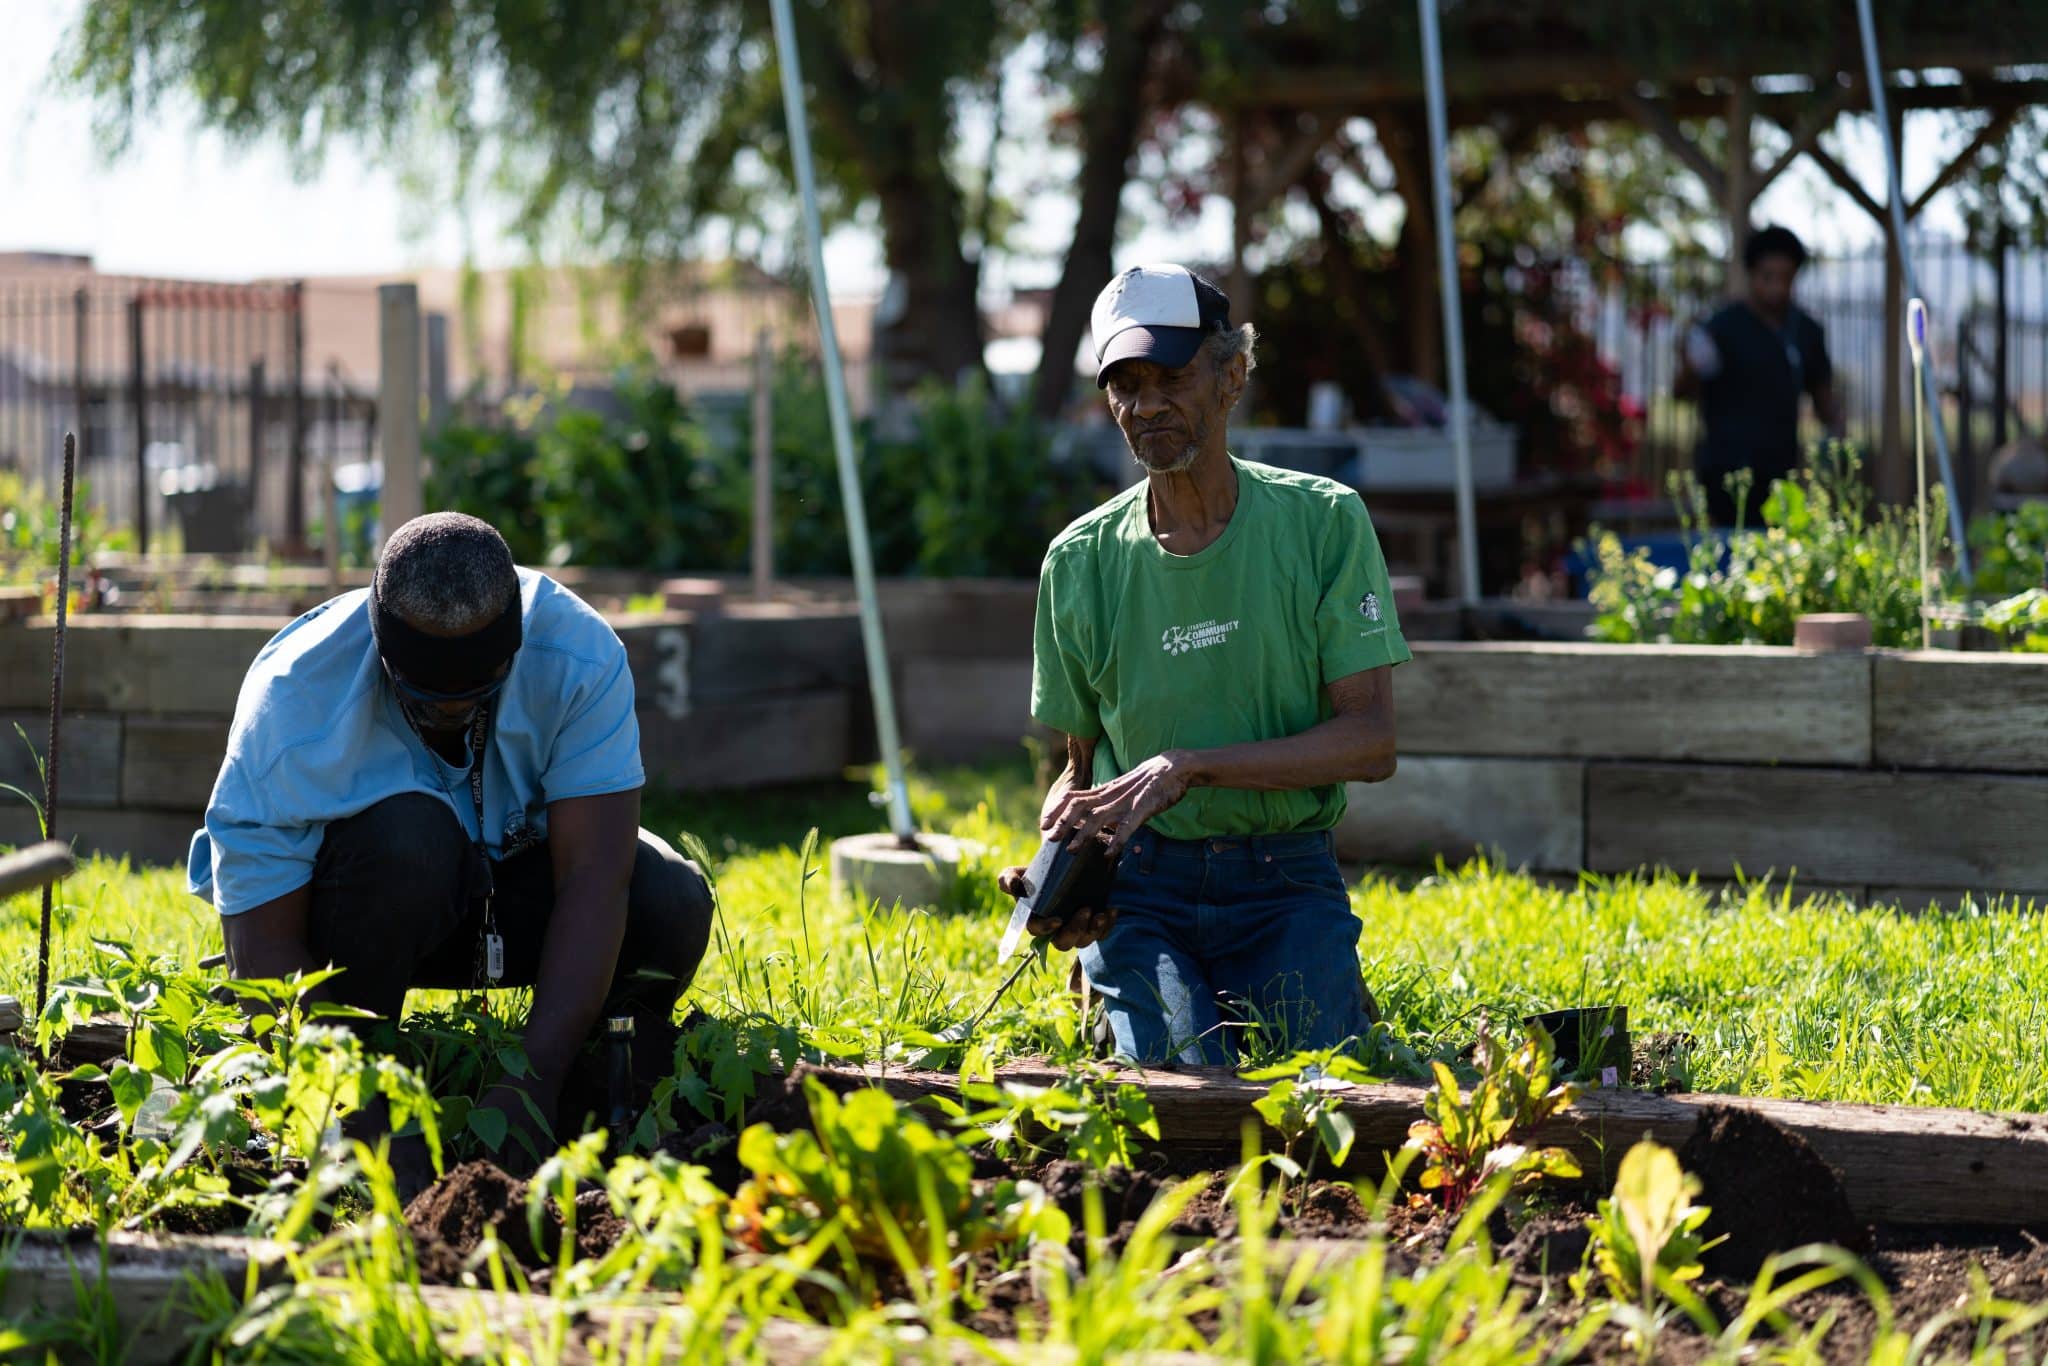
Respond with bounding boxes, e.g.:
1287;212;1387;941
1523;1006;1631;1081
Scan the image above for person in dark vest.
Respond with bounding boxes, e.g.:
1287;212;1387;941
1676;225;1844;527
191;512;713;1191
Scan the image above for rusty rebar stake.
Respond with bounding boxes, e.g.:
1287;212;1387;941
36;433;77;1023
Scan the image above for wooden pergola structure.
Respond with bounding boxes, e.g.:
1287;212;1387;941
1216;2;2048;505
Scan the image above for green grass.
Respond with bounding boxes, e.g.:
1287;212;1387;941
8;756;2048;1112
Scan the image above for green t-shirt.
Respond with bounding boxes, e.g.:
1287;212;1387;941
1031;457;1411;840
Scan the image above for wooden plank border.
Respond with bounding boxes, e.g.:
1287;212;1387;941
1397;643;1872;766
1874;651;2048;773
1586;762;2048;890
813;1061;2048;1229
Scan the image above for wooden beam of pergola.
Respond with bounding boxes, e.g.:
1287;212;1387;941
1617;88;1728;203
1226;35;2048;112
1797;137;1889;223
1230;72;2048;130
1755;82;1859;192
1909;106;2019;217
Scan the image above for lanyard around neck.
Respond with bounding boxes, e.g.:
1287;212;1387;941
462;704;492;853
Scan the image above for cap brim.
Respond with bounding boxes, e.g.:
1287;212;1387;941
1095;326;1205;387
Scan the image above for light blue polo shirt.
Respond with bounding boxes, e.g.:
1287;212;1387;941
189;569;644;915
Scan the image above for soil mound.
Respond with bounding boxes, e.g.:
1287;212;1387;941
1039;1160;1170;1246
1679;1107;1868;1279
654;1071;815;1194
403;1161;628;1284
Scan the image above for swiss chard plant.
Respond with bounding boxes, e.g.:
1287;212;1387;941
729;1077;1065;1278
1403;1021;1582;1214
1576;1139;1724;1359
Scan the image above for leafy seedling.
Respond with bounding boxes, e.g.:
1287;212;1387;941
1403;1019;1581;1214
1576;1138;1724;1360
1241;1048;1379;1196
939;1058;1159;1170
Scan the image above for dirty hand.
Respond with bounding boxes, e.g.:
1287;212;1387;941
1042;751;1193;857
996;866;1118;951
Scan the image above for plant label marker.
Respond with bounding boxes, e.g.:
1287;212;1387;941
36;432;78;1024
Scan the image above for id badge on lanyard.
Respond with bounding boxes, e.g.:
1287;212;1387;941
466;706;505;986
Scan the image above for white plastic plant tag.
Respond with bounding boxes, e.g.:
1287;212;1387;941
1600;1066;1620;1089
485;932;505;983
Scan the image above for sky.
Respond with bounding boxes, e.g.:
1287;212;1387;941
0;0;1972;295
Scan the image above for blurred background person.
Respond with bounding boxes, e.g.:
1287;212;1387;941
1676;225;1845;528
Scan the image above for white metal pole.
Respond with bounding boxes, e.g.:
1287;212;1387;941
1910;298;1930;649
1855;0;1972;580
1417;0;1482;605
769;0;917;841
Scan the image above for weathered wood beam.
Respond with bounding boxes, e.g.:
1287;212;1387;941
1752;84;1856;196
0;1232;1210;1366
814;1060;2048;1230
0;1232;293;1366
1725;82;1755;294
1237;76;2048;142
1873;652;2048;772
1909;107;2018;219
1225;49;2048;111
1244;115;1334;218
1797;138;1888;224
428;1289;1212;1364
0;841;74;901
1616;88;1727;204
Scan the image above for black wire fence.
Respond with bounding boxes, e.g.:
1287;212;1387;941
0;271;381;555
1544;235;2048;510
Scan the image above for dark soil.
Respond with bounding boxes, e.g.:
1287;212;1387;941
1679;1106;1870;1279
403;1160;629;1285
653;1069;814;1195
390;1088;2040;1359
1631;1030;1696;1092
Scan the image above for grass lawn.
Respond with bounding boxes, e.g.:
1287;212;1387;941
12;756;2046;1113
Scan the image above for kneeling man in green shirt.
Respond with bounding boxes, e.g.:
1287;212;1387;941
1000;264;1410;1065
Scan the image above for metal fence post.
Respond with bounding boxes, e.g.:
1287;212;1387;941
127;296;148;554
249;359;267;538
425;311;450;435
71;289;88;468
752;328;775;600
287;281;307;551
377;283;424;541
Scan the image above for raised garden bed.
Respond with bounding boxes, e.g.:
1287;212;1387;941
8;1063;2044;1365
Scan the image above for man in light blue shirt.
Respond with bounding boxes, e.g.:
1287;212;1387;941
194;512;712;1183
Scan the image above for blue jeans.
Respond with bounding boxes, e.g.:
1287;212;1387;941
1078;828;1370;1066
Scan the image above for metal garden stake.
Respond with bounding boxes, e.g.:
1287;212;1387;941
36;433;77;1022
1909;299;1930;650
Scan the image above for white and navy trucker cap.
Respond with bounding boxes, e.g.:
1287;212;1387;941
1090;264;1232;387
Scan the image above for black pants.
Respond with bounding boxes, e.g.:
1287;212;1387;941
1698;462;1786;529
306;792;714;1032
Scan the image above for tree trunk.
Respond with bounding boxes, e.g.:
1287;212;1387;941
1031;2;1172;421
798;2;988;398
870;168;986;398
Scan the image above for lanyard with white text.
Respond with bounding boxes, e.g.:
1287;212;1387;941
466;704;505;987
